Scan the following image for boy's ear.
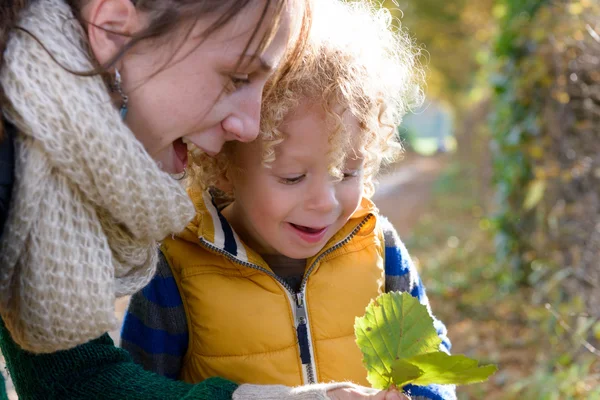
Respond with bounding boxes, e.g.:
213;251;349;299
84;0;140;66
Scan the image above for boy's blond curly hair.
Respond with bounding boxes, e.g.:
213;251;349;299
188;0;425;198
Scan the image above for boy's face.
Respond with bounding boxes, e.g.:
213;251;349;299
226;101;364;259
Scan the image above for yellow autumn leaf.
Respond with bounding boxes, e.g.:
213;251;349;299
492;4;506;19
523;179;546;211
594;322;600;341
529;146;544;160
568;3;583;15
561;171;573;181
554;91;570;104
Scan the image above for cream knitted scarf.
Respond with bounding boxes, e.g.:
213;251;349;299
0;0;195;353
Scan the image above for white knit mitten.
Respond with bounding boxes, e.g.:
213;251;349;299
232;382;380;400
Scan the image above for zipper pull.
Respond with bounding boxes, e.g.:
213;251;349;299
295;292;310;365
296;293;307;322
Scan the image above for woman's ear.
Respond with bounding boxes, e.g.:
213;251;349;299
83;0;140;66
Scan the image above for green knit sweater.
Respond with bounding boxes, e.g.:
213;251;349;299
0;320;238;399
0;375;7;400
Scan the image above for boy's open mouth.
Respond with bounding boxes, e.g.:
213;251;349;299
289;223;327;235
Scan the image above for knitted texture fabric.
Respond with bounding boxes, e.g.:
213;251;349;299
0;0;195;353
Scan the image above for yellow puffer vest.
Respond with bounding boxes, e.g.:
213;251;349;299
162;189;385;386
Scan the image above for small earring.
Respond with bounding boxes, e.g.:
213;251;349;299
172;169;187;181
114;69;128;120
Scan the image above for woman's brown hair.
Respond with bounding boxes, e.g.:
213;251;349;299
0;0;31;139
0;0;310;139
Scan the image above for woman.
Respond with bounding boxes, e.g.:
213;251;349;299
0;0;406;399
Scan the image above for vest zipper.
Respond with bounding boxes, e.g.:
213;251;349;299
294;291;315;383
293;214;372;384
198;213;372;385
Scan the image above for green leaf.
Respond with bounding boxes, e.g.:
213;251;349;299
355;292;497;389
354;292;442;389
391;353;498;386
389;360;425;387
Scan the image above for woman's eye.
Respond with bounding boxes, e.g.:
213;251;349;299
231;74;251;88
280;175;305;185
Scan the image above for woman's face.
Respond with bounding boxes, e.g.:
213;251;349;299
86;0;293;174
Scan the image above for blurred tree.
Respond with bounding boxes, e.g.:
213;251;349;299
489;1;600;396
491;0;600;301
382;0;495;104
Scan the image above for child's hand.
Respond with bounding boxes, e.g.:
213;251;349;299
327;386;410;400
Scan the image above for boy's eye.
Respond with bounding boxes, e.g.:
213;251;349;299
280;175;305;185
342;170;360;180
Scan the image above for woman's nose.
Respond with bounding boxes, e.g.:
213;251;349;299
221;95;261;143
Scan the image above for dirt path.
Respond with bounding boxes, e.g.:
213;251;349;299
374;154;448;237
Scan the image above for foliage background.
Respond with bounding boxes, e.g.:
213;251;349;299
371;0;600;398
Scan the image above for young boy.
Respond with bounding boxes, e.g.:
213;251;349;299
122;1;455;399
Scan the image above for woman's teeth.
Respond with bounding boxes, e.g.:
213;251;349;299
181;138;204;158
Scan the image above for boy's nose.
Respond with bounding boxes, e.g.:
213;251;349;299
306;183;339;213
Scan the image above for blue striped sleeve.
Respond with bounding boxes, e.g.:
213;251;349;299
380;217;457;400
404;383;457;400
121;252;189;380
